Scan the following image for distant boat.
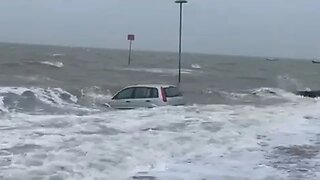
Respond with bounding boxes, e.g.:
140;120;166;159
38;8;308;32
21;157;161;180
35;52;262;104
265;57;279;61
312;60;320;64
51;53;65;58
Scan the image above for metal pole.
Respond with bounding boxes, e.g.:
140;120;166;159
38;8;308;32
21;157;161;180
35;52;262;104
128;40;132;65
178;3;183;83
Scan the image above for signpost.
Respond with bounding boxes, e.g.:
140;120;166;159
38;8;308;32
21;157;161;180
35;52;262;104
127;34;135;65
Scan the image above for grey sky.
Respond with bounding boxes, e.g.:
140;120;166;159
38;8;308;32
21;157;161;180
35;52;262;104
0;0;319;58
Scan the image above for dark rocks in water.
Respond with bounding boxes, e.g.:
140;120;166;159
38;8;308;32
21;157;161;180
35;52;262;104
296;90;320;98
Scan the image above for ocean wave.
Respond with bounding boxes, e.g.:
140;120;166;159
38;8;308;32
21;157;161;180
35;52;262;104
248;87;301;100
203;87;305;103
0;101;319;179
0;86;77;104
79;86;113;107
0;96;8;112
26;61;64;68
250;87;287;96
14;75;55;83
39;61;64;68
51;53;65;58
1;62;23;67
237;76;268;81
0;86;80;113
191;64;202;69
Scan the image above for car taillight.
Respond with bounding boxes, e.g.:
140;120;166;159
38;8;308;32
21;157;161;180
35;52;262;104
161;87;167;102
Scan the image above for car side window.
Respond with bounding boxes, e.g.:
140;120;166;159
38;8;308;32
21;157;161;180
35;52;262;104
113;88;134;99
133;87;159;99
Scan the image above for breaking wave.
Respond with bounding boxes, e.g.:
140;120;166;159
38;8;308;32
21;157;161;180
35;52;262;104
78;86;113;107
249;87;298;99
0;100;320;179
26;61;64;68
191;64;202;69
39;61;64;68
0;86;82;113
202;87;307;105
51;53;65;58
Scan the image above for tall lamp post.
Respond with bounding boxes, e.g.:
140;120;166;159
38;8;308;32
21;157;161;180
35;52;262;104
175;0;187;84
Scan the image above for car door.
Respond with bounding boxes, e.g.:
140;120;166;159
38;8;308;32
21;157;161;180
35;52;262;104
109;87;135;109
131;87;159;108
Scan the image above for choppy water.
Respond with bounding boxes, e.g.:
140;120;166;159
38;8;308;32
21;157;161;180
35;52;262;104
0;42;320;180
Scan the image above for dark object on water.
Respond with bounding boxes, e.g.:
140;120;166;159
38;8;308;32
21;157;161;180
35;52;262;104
296;90;320;98
311;60;320;64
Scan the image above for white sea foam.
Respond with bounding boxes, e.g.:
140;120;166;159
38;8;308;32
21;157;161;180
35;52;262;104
250;87;300;100
51;53;65;58
191;63;202;69
204;87;301;102
39;61;64;68
0;96;8;112
0;100;319;179
0;86;77;107
81;86;113;101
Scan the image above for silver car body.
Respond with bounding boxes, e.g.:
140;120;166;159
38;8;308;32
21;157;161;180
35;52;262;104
108;84;185;109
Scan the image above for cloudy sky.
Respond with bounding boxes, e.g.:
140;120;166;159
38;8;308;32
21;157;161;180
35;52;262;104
0;0;319;58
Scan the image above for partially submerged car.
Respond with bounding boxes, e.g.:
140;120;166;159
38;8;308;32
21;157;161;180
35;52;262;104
107;84;185;109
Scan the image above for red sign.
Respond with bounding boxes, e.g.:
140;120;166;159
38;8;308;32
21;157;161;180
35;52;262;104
127;34;135;41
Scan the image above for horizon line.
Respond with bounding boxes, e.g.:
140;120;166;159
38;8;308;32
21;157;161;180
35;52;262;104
0;40;311;60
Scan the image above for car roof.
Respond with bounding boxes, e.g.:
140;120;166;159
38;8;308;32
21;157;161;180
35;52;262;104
125;84;177;88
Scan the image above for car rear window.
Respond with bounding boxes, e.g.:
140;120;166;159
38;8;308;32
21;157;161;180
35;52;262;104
164;87;182;97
